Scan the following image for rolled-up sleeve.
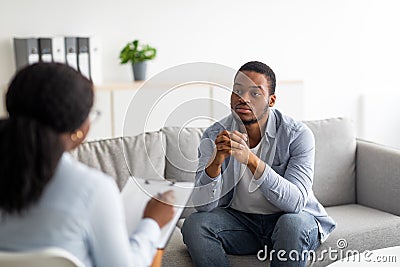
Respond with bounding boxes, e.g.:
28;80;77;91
192;130;223;211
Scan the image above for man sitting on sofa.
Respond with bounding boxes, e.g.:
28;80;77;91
181;61;336;267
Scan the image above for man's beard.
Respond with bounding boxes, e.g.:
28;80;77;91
233;104;269;125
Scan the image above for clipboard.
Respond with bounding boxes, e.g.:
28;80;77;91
121;177;194;249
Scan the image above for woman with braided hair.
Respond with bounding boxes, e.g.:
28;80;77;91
0;63;174;267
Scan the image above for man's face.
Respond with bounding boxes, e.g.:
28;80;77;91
230;71;274;125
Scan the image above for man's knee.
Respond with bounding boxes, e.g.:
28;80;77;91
181;212;212;243
277;213;305;229
273;212;315;241
182;212;203;234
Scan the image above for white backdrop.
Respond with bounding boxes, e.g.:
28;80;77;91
1;0;400;148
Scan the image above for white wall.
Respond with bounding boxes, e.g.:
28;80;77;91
1;0;400;148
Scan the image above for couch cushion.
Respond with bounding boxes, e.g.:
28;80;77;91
163;119;356;206
356;140;400;216
317;204;400;266
70;137;129;190
303;118;356;206
122;131;166;181
162;127;205;218
70;131;165;190
162;127;205;182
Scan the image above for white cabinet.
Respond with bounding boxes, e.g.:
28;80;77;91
112;89;137;137
86;90;112;140
210;83;234;122
113;83;213;138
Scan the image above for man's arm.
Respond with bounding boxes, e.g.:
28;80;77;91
226;127;314;213
191;130;224;211
257;127;315;213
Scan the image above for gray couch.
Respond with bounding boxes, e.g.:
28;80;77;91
71;117;400;266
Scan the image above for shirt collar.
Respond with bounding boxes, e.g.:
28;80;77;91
229;109;276;138
265;109;276;138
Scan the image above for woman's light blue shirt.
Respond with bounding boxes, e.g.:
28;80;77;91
0;153;160;267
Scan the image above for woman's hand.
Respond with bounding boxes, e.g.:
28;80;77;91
143;190;175;228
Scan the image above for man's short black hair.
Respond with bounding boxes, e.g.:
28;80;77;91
237;61;276;95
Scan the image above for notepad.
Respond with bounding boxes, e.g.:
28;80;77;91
121;177;194;249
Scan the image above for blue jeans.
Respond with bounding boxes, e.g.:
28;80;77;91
181;207;320;267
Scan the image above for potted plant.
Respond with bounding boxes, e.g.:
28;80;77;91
119;39;157;81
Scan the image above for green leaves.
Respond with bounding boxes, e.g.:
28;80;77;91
119;39;157;64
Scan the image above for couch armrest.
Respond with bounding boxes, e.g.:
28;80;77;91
356;139;400;216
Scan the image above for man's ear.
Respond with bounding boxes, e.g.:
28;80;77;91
269;94;276;107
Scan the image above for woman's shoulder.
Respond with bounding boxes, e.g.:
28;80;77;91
60;153;115;184
42;153;119;211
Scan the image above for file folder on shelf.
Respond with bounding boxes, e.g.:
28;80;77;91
65;37;78;70
13;38;39;70
77;37;91;80
13;35;102;84
88;36;102;84
38;38;53;63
